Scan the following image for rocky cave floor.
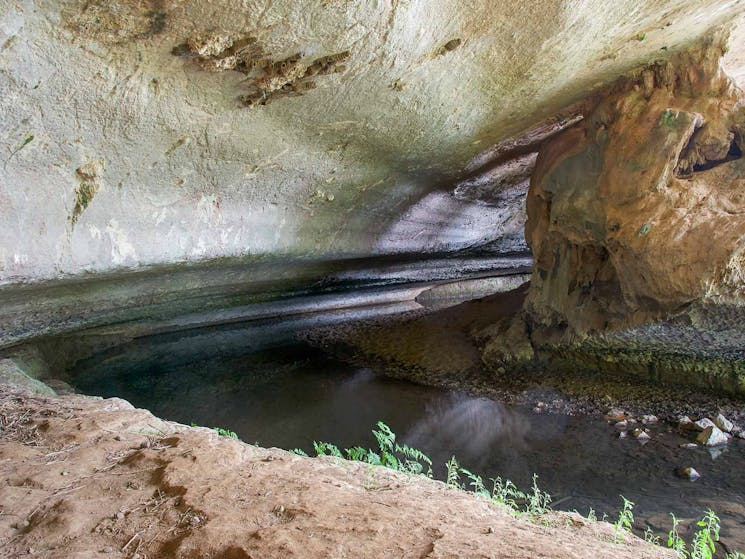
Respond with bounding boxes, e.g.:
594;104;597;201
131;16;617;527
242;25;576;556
304;288;745;425
0;384;673;559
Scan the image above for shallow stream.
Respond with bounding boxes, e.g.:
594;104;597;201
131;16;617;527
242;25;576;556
66;317;745;553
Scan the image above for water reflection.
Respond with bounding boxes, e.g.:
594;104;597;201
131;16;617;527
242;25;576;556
67;333;745;551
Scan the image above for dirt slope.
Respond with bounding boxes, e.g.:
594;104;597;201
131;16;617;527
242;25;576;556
0;384;672;558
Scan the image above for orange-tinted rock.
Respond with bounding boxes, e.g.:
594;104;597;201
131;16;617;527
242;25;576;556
525;37;745;339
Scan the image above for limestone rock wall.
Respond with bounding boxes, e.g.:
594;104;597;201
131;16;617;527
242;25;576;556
2;0;744;283
524;37;745;339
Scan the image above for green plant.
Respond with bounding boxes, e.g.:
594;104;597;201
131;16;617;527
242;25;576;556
313;441;343;458
459;467;489;498
214;427;238;439
190;422;239;439
690;510;720;559
490;476;524;510
667;513;687;557
445;456;461;488
312;422;433;477
614;496;635;542
644;527;661;546
525;474;552;515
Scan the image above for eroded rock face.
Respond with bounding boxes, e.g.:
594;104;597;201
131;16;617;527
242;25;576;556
2;0;744;282
525;37;745;340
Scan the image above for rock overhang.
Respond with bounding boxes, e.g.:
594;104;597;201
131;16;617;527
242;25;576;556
1;0;745;283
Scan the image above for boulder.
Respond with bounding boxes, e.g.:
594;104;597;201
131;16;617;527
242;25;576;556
696;425;729;446
714;413;734;433
694;418;716;431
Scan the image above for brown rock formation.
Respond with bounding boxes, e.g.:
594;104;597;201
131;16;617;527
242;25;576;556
525;35;745;341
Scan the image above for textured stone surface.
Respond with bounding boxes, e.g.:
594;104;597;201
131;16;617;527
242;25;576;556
525;37;745;339
1;0;744;283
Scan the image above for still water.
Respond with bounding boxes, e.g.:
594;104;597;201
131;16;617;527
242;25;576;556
67;318;745;552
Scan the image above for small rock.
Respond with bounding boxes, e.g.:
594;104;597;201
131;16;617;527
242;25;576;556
678;416;697;430
679;442;698;449
641;414;658;425
633;428;651;441
114;435;122;441
714;414;734;433
738;431;745;440
731;424;742;436
60;471;69;476
675;467;701;480
696;425;729;446
618;431;627;439
116;512;125;520
486;526;494;534
694;418;715;431
615;420;629;430
102;547;115;554
606;408;626;422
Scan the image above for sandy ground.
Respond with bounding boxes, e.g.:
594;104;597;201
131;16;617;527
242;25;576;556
0;383;673;559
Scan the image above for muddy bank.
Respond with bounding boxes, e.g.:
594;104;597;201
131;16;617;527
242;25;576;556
0;383;671;559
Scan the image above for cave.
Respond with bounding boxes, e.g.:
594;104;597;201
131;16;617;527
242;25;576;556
2;1;745;558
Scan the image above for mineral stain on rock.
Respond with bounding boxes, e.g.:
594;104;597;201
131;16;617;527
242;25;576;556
71;161;104;226
437;38;462;56
172;32;350;107
65;0;168;45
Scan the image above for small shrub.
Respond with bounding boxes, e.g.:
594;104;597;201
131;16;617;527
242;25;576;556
214;427;238;439
446;456;461;488
690;509;720;559
644;527;661;546
667;513;687;557
614;496;635;542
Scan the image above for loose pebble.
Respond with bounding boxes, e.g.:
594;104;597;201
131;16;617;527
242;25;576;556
678;416;696;430
675;467;701;480
633;428;651;441
606;409;626;422
679;442;698;449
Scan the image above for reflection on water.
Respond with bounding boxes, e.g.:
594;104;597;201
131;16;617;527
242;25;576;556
67;324;745;550
406;396;536;468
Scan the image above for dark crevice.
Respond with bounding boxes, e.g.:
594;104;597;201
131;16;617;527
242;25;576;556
691;137;742;172
678;134;743;176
